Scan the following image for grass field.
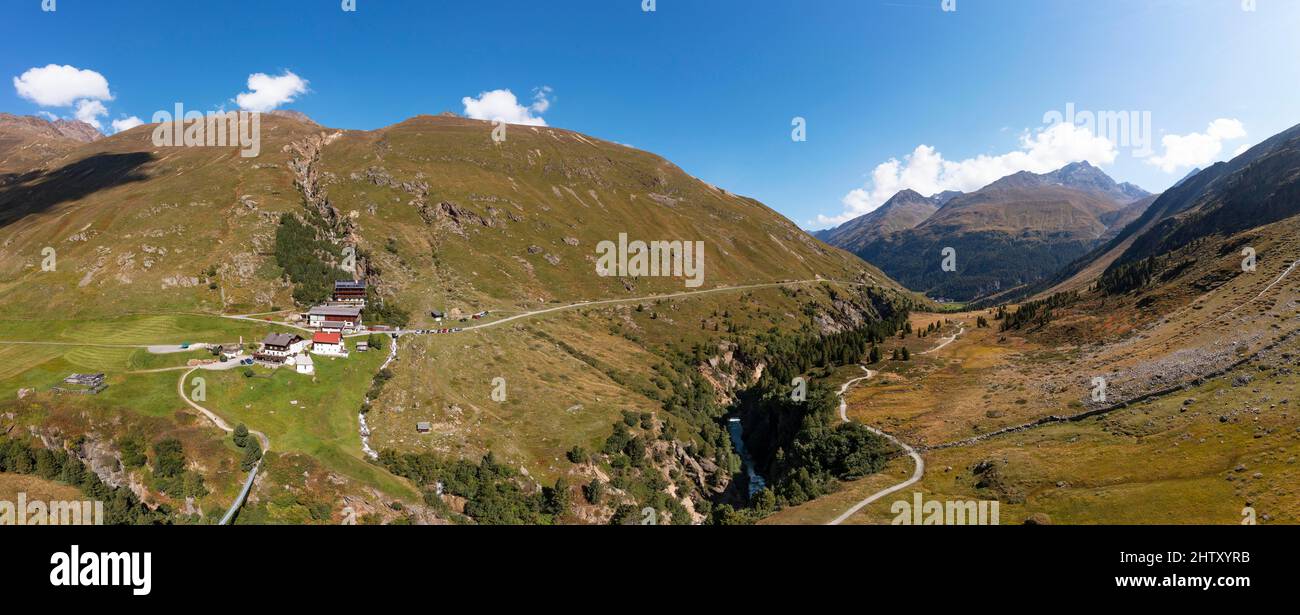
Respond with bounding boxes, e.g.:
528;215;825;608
769;295;1300;525
0;313;289;401
0;472;87;503
833;361;1299;525
370;319;657;484
193;339;416;500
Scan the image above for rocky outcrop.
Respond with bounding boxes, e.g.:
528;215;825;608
673;441;725;496
418;200;494;236
285;132;352;240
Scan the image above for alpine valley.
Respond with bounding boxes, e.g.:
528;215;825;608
4;107;1300;527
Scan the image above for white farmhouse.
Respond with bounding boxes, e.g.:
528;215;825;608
256;333;308;364
310;331;347;356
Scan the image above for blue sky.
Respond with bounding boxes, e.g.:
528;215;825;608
3;0;1298;229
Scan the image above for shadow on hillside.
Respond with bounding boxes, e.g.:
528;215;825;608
0;152;154;228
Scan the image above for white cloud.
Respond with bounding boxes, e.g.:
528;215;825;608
73;99;108;130
1146;118;1247;173
461;87;552;126
530;86;553;113
235;70;309;112
13;64;112;107
111;116;144;133
815;122;1118;228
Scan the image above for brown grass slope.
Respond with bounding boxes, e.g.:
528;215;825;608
0;113;907;321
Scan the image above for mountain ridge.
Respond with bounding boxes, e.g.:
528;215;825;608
816;189;946;252
0;110;912;317
0;113;103;173
822;161;1151;301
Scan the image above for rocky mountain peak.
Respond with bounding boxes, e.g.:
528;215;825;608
266;109;321;127
0;113;102;143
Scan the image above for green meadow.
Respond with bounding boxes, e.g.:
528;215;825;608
190;339;416;499
0;313;292;399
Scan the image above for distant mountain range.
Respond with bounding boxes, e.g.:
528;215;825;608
819;161;1153;301
0;113;101;172
815;189;950;252
0;113;102;143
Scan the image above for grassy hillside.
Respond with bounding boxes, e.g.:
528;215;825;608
0;112;918;524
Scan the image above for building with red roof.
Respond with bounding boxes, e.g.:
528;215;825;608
310;331;347;356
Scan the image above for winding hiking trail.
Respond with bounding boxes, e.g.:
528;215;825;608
828;319;966;524
177;367;269;525
325;278;878;339
829;365;925;526
918;325;965;355
1218;257;1300;321
461;280;850;332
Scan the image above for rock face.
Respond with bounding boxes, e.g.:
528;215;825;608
286;132;352;239
418;200;494;236
50;119;104;143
